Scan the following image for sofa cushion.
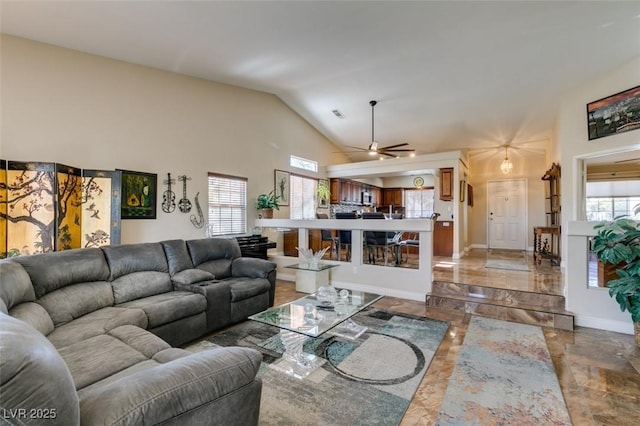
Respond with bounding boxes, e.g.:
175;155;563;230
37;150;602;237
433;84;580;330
57;325;171;391
13;248;109;298
0;260;35;312
197;259;233;279
187;238;241;270
47;307;148;349
9;302;55;336
160;239;194;275
77;347;262;426
102;243;169;280
118;292;206;328
110;271;173;304
228;277;272;302
171;268;215;285
37;281;114;327
0;313;80;425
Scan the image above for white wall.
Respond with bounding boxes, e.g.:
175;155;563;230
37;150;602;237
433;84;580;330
1;35;348;244
556;56;640;333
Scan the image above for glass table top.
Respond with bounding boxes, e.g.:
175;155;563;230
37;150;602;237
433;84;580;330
285;262;340;272
249;289;383;338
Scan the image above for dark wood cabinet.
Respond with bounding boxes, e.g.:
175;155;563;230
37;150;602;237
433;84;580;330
283;229;322;256
383;188;403;206
330;178;341;204
433;221;454;257
439;168;453;201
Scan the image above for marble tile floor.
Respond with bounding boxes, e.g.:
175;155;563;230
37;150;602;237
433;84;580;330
270;259;640;425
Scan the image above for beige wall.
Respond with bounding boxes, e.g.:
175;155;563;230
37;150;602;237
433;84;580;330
468;149;547;250
556;56;640;259
1;35;347;243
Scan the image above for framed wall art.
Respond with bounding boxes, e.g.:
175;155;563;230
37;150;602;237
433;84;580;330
118;169;157;219
274;170;290;206
587;85;640;140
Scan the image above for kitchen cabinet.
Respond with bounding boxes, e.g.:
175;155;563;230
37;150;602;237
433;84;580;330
433;220;454;256
330;179;341;204
383;188;403;206
439;168;453;201
283;229;322;256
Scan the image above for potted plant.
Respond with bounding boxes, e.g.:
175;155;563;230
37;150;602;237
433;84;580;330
592;215;640;345
317;180;330;208
256;190;280;219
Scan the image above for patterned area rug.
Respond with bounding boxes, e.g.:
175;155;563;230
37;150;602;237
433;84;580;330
195;308;449;426
485;257;530;271
436;316;571;425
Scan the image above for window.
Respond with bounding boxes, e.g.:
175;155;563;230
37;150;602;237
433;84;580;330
585;196;640;221
290;174;317;219
207;173;247;236
290;155;318;173
404;188;435;218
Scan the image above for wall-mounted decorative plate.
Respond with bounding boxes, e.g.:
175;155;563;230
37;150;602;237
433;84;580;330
413;176;424;187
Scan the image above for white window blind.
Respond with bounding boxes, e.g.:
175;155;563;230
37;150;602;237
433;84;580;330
405;188;435;218
207;173;247;236
290;174;318;219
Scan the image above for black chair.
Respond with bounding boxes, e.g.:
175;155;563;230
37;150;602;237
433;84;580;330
335;212;357;261
316;213;339;259
361;212;391;265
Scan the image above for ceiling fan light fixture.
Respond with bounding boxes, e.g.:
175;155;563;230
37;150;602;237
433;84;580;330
500;145;513;174
368;141;379;153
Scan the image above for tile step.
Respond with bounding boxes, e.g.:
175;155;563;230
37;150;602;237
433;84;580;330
425;293;575;331
432;280;565;310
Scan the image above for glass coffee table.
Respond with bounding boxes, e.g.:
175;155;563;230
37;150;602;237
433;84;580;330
249;288;383;379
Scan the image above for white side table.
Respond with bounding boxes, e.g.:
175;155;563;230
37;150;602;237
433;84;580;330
286;263;340;293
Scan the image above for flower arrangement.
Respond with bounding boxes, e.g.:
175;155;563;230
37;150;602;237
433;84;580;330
296;246;330;268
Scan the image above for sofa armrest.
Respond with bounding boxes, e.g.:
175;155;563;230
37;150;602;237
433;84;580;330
80;347;262;426
171;268;215;285
231;257;276;279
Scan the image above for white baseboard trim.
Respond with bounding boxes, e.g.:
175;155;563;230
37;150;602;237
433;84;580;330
575;315;634;335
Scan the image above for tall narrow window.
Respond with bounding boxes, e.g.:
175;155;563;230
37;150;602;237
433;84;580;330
290;174;318;219
207;173;247;236
404;188;435;218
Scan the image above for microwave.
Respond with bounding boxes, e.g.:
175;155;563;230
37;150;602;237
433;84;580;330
361;191;372;205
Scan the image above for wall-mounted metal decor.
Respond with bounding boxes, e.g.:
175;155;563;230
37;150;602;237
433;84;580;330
162;172;176;213
82;169;121;247
587;85;640;140
178;175;192;213
118;169;157;219
190;192;204;228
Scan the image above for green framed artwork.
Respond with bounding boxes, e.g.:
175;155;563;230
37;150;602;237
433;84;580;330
118;169;157;219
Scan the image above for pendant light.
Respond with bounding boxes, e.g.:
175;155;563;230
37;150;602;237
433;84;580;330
500;145;513;174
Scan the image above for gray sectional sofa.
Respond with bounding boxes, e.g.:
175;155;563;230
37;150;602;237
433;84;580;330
0;237;277;425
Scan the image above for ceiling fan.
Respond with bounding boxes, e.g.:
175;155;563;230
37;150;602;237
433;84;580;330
342;100;415;158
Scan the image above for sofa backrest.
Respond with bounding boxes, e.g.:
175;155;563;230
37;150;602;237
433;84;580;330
0;312;80;425
0;261;55;335
0;260;35;314
12;249;113;327
160;239;194;276
102;243;172;304
186;238;241;279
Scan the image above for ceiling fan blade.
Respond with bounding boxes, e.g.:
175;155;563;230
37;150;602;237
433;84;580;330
379;151;398;158
379;143;409;150
381;148;415;152
344;145;369;151
614;157;640;163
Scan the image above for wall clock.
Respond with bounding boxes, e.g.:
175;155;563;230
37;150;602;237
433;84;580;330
413;176;424;187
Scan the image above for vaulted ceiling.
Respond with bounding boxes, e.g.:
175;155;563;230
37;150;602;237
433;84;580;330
2;1;640;161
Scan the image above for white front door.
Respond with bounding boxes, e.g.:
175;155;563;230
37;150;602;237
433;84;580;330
488;179;527;250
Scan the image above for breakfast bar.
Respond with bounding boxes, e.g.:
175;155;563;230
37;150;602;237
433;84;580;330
255;218;434;302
